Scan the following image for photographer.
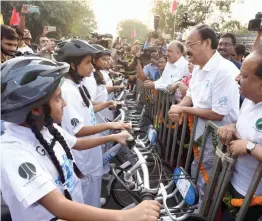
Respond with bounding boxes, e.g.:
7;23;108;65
136;47;160;81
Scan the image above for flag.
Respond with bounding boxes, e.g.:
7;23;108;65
0;13;4;24
9;7;20;26
171;0;177;15
131;28;137;38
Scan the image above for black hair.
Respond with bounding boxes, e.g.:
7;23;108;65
11;25;23;39
66;55;92;108
92;55;107;86
254;47;262;79
235;44;246;56
1;25;19;41
194;24;218;50
221;33;236;46
36;34;47;45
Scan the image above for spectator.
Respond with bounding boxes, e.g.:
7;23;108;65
169;62;194;101
156;35;167;56
1;25;19;63
157;55;167;76
144;40;188;90
218;47;262;221
136;47;160;81
168;25;240;208
217;33;242;69
23;28;32;46
12;25;33;54
36;34;54;60
50;38;56;51
233;44;246;63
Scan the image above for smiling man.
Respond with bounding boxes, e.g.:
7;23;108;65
218;47;262;221
168;25;240;208
217;33;242;70
143;40;189;90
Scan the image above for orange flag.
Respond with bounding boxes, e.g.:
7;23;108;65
9;7;20;25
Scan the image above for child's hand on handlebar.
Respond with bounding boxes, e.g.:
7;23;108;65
109;122;132;130
113;131;133;145
121;200;160;221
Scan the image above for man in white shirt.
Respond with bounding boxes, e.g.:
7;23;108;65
168;25;240;206
144;40;189;91
218;48;262;221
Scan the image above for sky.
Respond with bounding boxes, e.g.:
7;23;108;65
89;0;262;35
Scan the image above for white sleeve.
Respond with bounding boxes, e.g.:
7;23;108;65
54;124;77;149
154;64;170;90
211;72;239;115
61;91;85;136
1;145;56;208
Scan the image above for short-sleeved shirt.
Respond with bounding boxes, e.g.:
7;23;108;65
101;70;114;100
187;52;240;145
83;73;97;101
154;56;189;90
231;99;262;196
61;79;103;176
143;63;160;81
1;123;83;221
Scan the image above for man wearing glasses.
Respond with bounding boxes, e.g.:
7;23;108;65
217;33;242;69
168;25;240;209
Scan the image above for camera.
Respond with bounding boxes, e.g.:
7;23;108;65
248;12;262;31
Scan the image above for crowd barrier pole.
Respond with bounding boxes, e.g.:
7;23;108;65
169;117;180;166
175;113;188;168
165;95;176;162
235;161;262;221
161;93;170;147
184;116;198;172
159;92;166;144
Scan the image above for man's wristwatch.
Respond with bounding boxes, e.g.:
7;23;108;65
246;141;256;155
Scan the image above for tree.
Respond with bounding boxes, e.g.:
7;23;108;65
1;1;97;40
117;19;149;44
152;0;243;38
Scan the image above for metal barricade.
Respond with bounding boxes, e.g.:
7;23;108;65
138;85;262;221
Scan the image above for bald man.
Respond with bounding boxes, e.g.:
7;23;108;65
144;40;189;90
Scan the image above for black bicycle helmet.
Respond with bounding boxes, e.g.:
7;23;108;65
54;39;100;62
1;56;69;124
92;44;111;58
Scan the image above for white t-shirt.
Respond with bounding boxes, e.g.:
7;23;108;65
95;84;114;123
154;56;189;90
187;52;240;151
101;70;114;100
17;44;34;54
61;79;103;176
1;123;83;221
83;73;97;101
231;99;262;196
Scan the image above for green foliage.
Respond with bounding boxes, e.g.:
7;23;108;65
1;1;97;40
117;19;149;44
152;0;242;37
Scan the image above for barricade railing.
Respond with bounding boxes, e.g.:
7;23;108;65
139;86;262;221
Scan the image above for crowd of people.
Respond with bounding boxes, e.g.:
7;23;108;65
1;4;262;221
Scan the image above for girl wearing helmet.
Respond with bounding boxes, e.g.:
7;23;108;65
54;39;131;207
1;56;160;221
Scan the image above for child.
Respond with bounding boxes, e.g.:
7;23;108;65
1;56;160;221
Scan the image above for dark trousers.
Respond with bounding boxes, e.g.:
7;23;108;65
222;183;262;221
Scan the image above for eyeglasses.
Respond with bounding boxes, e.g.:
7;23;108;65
185;40;202;50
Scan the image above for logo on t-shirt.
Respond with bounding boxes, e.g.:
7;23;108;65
18;162;37;180
36;146;46;156
71;118;80;127
255;118;262;133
